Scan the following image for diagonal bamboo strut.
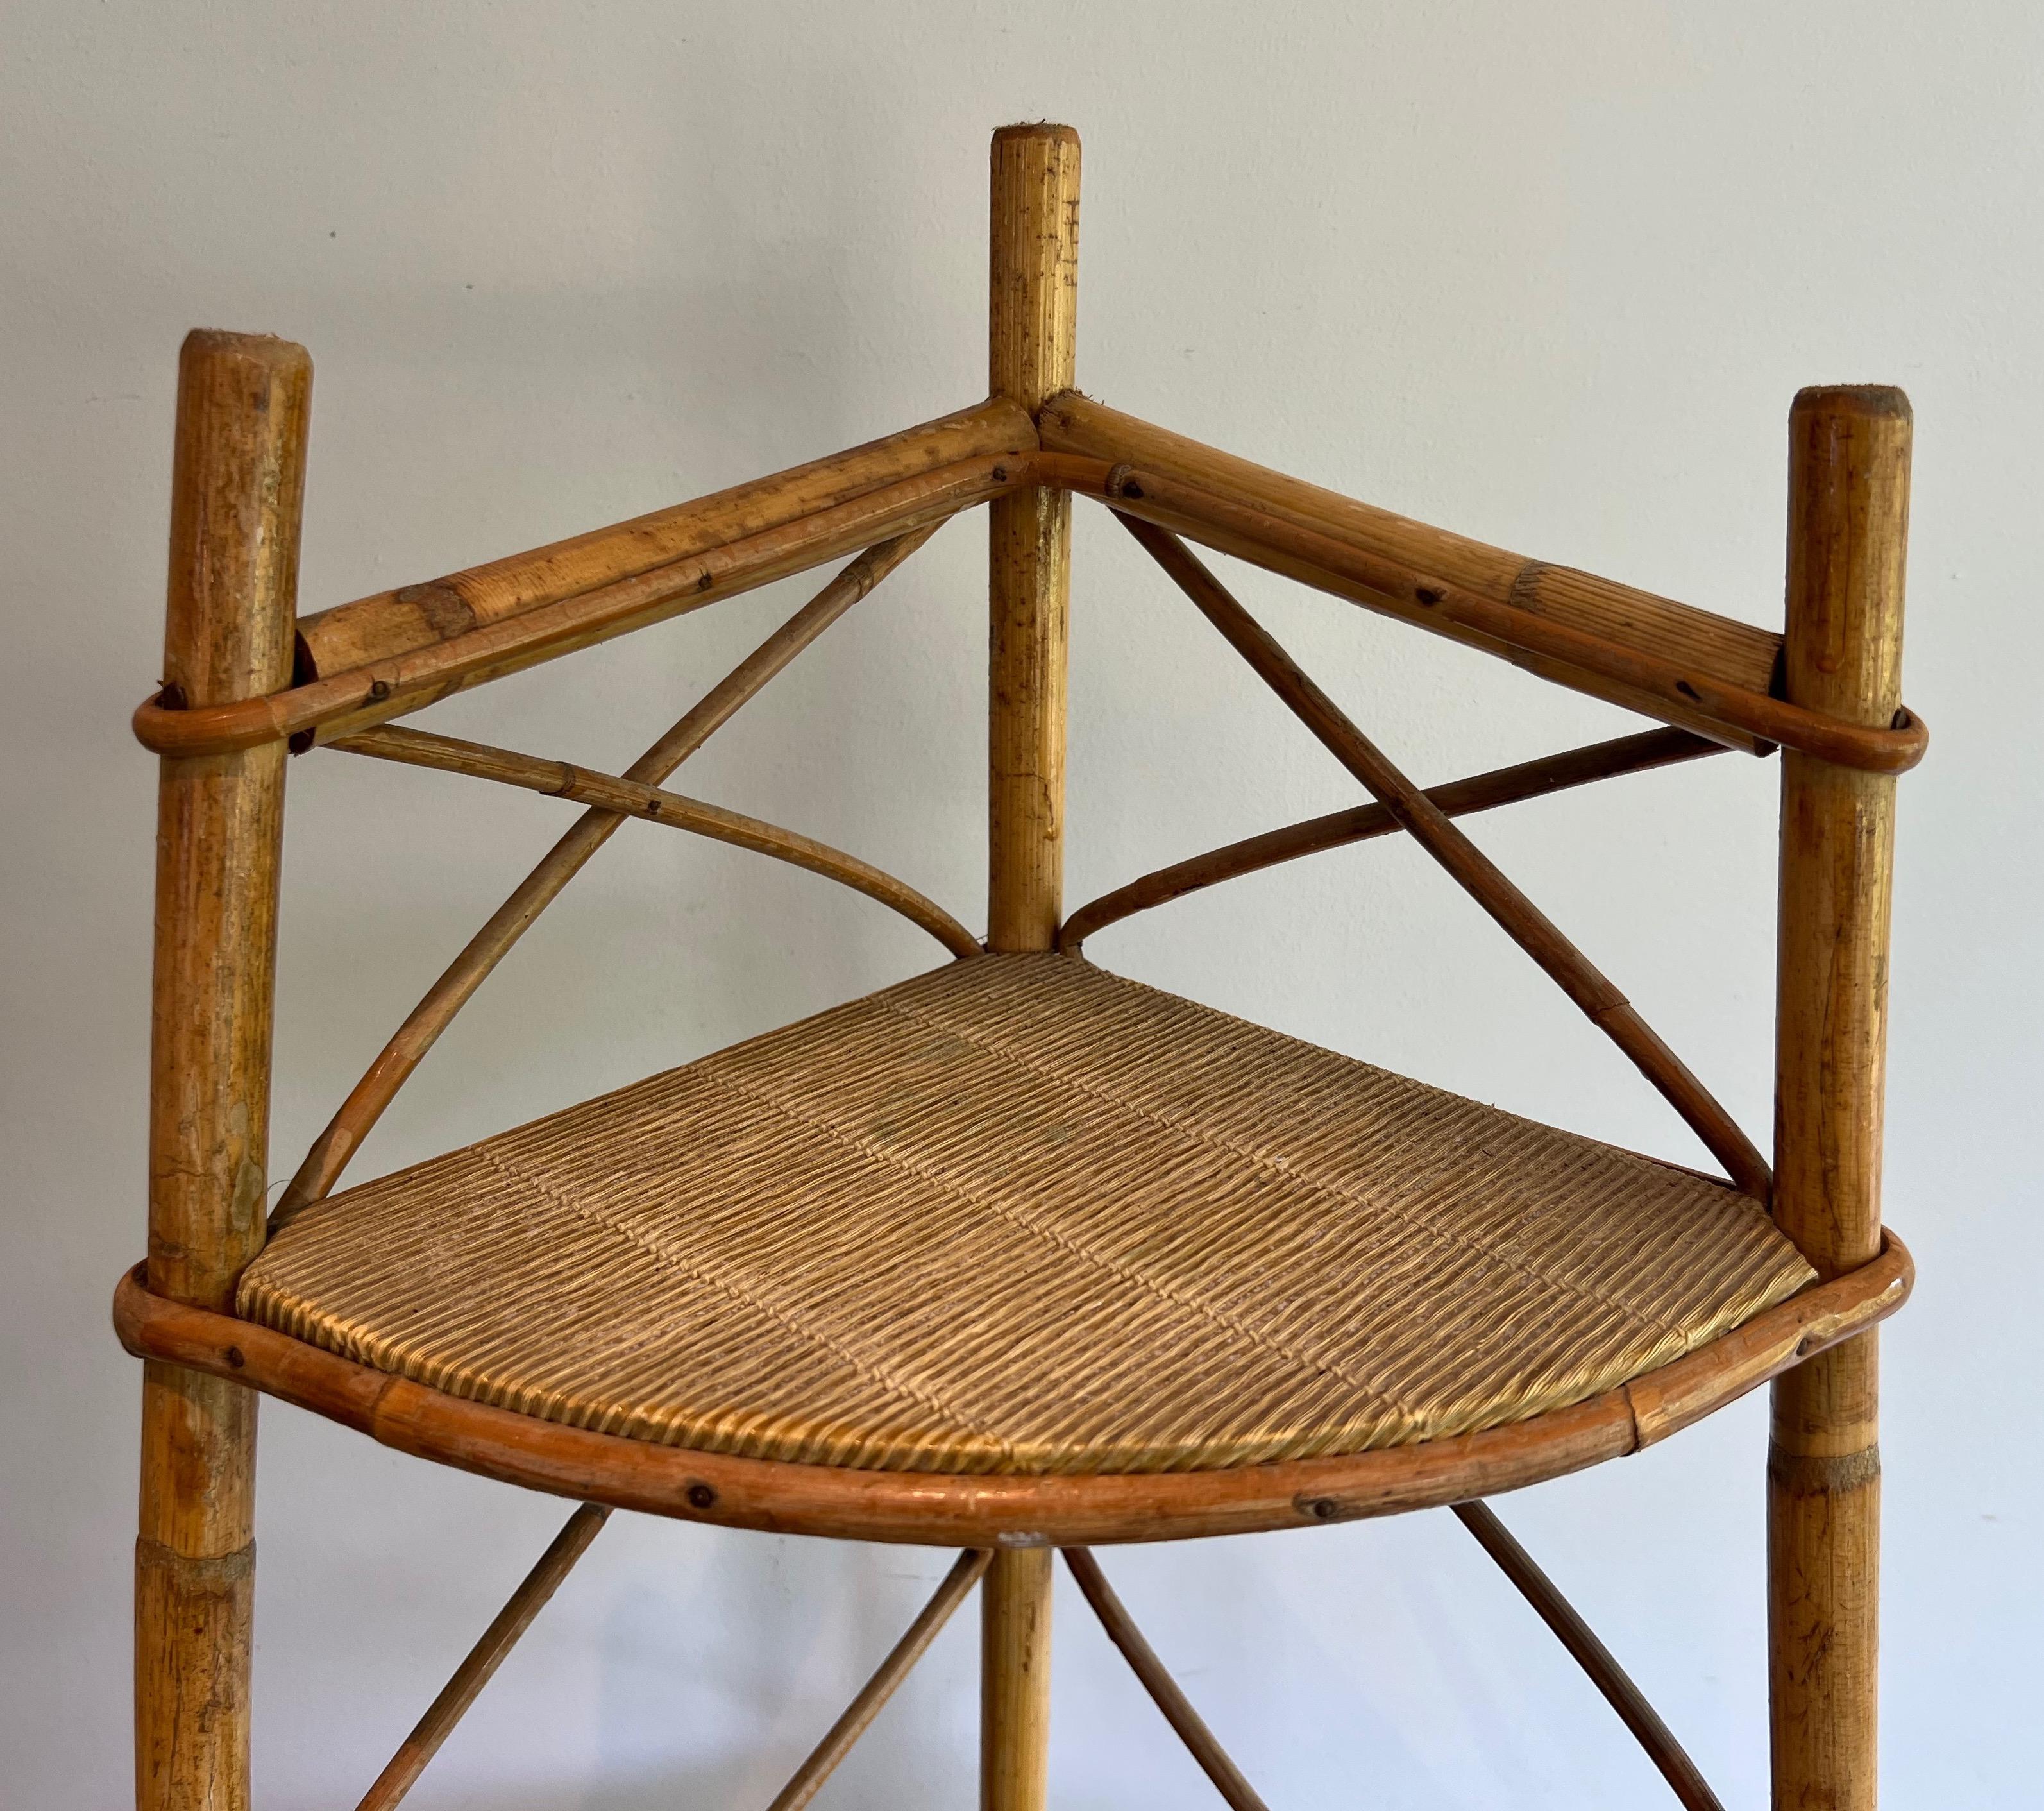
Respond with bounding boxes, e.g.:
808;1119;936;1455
1453;1502;1725;1811
764;1549;992;1811
356;1502;611;1811
1062;1549;1269;1811
1058;727;1721;953
333;724;979;959
276;529;938;1221
1120;514;1771;1201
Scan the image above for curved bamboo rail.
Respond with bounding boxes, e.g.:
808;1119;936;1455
276;532;936;1220
1119;515;1773;1200
1058;727;1721;953
1034;450;1925;775
335;724;980;954
133;456;1018;758
112;1232;1911;1548
296;398;1032;680
1453;1502;1723;1811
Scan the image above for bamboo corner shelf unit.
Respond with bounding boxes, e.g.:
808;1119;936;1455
119;124;1922;1811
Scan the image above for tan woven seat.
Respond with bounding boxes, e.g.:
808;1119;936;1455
241;954;1814;1477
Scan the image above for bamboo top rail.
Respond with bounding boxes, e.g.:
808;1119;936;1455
132;408;1924;776
295;397;1033;679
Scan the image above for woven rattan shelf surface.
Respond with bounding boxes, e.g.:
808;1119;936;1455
240;954;1814;1476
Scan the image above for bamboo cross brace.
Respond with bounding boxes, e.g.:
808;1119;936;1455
1119;514;1771;1201
332;723;979;957
1058;727;1723;953
1453;1502;1723;1811
1062;1549;1270;1811
764;1549;992;1811
276;531;938;1219
355;1503;611;1811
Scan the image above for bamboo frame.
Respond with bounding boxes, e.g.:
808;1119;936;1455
276;531;934;1218
137;330;310;1811
1453;1503;1722;1810
1058;726;1721;952
1063;1549;1269;1811
765;1549;992;1811
355;1503;610;1811
1768;387;1911;1808
113;1233;1909;1549
1120;514;1772;1200
123;126;1926;1811
330;724;980;957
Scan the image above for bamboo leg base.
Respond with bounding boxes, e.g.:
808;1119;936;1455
981;1549;1054;1811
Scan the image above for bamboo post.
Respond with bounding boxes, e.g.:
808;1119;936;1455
137;332;311;1811
987;123;1079;951
1769;386;1911;1810
981;1549;1054;1811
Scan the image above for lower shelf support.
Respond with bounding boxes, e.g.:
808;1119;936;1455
355;1502;611;1811
1453;1501;1723;1811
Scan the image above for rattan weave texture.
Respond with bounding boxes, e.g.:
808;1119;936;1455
239;955;1814;1475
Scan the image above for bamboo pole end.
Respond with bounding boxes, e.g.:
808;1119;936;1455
1790;384;1911;425
993;122;1080;149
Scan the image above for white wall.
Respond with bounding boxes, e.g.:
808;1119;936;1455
4;4;2036;1805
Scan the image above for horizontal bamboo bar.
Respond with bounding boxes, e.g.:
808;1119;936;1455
1062;1549;1270;1811
355;1502;610;1811
276;531;934;1220
1058;726;1720;952
1124;516;1772;1200
1035;449;1926;774
1042;393;1779;751
765;1549;992;1811
134;455;1019;757
333;724;983;959
112;1232;1909;1548
1453;1502;1722;1811
297;397;1033;678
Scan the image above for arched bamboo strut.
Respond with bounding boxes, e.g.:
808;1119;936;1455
1035;452;1927;776
764;1549;992;1811
276;531;936;1220
1062;1549;1270;1811
1119;515;1772;1202
1058;727;1722;954
355;1503;610;1811
1452;1502;1723;1811
112;1231;1912;1547
335;722;979;951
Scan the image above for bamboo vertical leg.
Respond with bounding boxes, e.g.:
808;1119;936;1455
1769;386;1911;1811
982;1549;1054;1811
987;122;1080;952
137;331;311;1811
